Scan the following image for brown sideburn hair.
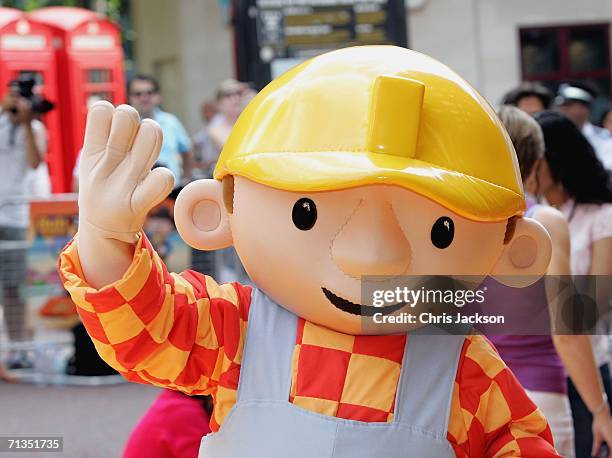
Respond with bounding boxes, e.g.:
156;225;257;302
222;175;234;214
504;216;518;245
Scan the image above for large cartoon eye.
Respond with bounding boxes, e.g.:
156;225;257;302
292;198;317;230
431;216;454;249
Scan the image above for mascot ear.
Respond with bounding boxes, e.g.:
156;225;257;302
491;217;552;287
174;179;233;250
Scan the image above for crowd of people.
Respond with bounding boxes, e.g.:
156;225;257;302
488;91;612;457
0;71;611;457
117;75;254;282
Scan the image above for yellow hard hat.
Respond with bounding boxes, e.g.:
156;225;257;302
214;46;524;222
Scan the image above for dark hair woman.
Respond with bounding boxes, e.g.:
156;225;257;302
535;110;612;458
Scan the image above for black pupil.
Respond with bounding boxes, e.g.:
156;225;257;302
292;198;317;230
431;216;454;249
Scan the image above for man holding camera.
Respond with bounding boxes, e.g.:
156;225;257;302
0;78;47;347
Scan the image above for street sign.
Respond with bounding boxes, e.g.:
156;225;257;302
233;0;407;88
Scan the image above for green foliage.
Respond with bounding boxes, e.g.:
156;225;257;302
3;0;80;10
105;0;121;21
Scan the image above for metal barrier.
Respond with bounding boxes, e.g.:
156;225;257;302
0;194;124;385
0;196;31;346
0;192;250;384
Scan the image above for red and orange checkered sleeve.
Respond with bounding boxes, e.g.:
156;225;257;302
447;334;560;457
58;233;251;401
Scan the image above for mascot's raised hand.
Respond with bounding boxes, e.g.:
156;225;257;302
78;102;174;242
76;102;174;287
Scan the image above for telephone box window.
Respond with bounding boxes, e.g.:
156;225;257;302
87;92;112;105
18;70;44;85
86;69;111;83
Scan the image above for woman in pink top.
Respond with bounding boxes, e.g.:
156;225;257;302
123;390;212;458
535;110;612;458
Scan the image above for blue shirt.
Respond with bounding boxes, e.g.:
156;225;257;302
152;108;191;186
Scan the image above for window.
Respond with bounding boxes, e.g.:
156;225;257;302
521;29;559;77
82;68;115;108
86;92;113;107
18;70;44;86
519;24;611;118
85;69;111;84
568;27;608;73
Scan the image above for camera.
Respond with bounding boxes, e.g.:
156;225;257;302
8;74;55;116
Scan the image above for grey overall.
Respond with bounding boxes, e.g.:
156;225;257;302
199;288;465;457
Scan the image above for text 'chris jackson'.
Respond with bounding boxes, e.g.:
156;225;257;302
372;312;505;325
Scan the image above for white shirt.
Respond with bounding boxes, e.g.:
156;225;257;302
0;111;46;228
582;122;612;170
560;199;612;366
25;162;51;198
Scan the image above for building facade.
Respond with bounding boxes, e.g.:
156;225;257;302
411;0;612;115
130;0;612;134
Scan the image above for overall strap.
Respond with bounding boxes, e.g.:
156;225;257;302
394;326;468;437
236;288;298;403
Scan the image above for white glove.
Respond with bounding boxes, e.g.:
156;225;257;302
78;102;175;243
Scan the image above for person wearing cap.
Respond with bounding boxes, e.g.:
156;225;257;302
556;83;612;170
59;47;560;456
601;108;612;135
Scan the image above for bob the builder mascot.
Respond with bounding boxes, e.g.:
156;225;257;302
60;46;560;457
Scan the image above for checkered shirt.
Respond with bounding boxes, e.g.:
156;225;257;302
59;233;559;457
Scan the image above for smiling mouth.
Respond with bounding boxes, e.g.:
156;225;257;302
322;288;407;317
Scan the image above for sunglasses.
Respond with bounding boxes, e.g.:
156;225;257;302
131;89;156;97
220;89;242;98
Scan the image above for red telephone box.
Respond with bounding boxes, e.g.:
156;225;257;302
29;7;125;192
0;7;64;192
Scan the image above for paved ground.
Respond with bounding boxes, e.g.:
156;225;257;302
0;382;160;458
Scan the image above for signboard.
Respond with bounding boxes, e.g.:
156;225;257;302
26;196;189;292
233;0;407;88
71;35;115;50
1;34;45;50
